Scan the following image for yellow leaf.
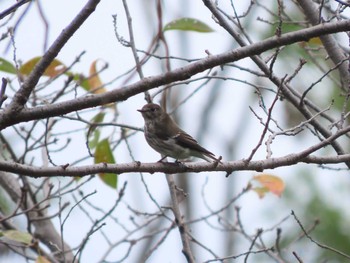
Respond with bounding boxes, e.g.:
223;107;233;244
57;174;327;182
252;174;285;197
88;59;107;94
20;57;66;78
308;37;322;46
299;37;322;48
252;186;269;199
87;60;115;109
36;256;51;263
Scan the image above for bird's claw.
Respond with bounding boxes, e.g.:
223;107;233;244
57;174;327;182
212;156;223;168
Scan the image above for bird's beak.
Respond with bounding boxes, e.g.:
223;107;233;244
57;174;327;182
137;109;144;113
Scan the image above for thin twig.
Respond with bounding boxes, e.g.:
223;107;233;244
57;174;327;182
0;78;8;108
291;210;350;260
165;173;195;262
0;0;32;20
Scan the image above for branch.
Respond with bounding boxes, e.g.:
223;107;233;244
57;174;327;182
0;172;74;262
2;109;350;177
165;174;195;262
1;20;350;129
0;78;8;108
203;0;350;168
292;210;350;260
0;153;349;178
0;0;101;126
297;0;349;90
0;0;32;20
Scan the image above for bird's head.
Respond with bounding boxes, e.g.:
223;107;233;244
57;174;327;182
137;103;163;121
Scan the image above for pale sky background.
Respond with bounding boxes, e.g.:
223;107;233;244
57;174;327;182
0;0;350;262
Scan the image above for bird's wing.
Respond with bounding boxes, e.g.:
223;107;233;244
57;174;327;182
173;131;215;157
154;114;218;160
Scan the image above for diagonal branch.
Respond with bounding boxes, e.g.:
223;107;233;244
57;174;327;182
1;20;350;130
0;171;74;262
0;0;32;20
0;0;101;124
203;0;350;168
297;0;349;90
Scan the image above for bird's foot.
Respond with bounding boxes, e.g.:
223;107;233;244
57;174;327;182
157;155;169;163
212;156;223;168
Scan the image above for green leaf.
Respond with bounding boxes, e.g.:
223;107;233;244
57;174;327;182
88;111;105;149
91;111;106;124
164;17;214;33
330;87;350;113
99;172;117;189
67;73;90;91
94;138;117;189
1;230;33;245
88;129;101;150
0;58;16;74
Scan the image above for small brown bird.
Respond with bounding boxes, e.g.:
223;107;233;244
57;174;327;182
138;103;220;162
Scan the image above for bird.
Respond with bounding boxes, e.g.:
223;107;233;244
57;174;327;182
138;103;221;162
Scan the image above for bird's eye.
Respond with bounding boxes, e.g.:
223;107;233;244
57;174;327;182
150;107;156;112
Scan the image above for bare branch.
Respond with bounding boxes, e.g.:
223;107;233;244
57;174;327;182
297;0;349;90
1;19;350;129
0;0;101;124
292;210;350;260
0;0;32;20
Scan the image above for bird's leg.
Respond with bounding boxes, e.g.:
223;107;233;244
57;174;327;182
212;156;223;168
157;155;168;162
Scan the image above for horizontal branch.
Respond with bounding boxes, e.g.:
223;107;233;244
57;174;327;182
1;153;349;177
2;106;349;177
1;20;350;129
